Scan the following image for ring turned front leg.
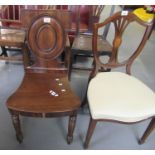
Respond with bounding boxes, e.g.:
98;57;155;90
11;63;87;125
11;113;23;143
67;113;77;144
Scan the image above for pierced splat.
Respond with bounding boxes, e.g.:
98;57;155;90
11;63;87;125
113;17;130;49
114;17;130;36
109;17;130;64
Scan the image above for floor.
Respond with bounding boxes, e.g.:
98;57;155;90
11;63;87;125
0;6;155;150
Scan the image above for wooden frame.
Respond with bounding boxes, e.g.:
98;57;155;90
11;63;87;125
6;10;80;144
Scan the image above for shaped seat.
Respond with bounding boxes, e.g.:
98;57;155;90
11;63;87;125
88;72;155;122
6;11;80;144
83;11;155;148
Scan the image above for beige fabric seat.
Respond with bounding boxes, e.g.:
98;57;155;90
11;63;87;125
88;72;155;122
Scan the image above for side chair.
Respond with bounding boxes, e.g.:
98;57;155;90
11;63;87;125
70;6;115;72
83;11;155;148
6;11;81;144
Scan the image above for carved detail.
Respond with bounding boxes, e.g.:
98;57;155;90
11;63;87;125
12;115;19;124
112;18;129;52
28;14;65;60
11;114;23;143
36;25;57;52
70;116;76;122
114;17;129;35
92;12;153;75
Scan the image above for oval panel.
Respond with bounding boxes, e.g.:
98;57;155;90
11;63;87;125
28;14;65;60
36;25;56;52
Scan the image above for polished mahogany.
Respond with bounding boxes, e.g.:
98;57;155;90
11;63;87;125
6;11;81;144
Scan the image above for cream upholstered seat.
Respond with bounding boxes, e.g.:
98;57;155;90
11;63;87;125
88;72;155;122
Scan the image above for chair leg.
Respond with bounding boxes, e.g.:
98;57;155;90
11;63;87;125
67;113;77;144
81;75;92;107
61;51;65;62
0;46;8;57
139;118;155;144
84;118;97;149
81;80;90;108
81;91;88;107
11;113;23;143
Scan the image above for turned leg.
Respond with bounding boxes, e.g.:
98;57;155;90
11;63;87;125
84;118;97;149
139;118;155;144
11;114;23;143
67;113;77;144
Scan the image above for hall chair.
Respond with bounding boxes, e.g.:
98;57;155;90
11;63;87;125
83;11;155;148
6;11;80;144
70;6;115;73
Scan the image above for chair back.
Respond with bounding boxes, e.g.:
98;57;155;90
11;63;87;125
69;5;100;34
0;5;21;28
23;10;71;73
20;9;71;31
56;5;102;45
92;11;154;77
56;5;91;33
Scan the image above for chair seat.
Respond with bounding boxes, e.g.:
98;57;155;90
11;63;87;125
7;72;80;114
72;34;112;52
0;29;25;47
88;72;155;122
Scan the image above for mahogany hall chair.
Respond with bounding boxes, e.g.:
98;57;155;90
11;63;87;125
83;11;155;148
6;11;80;144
